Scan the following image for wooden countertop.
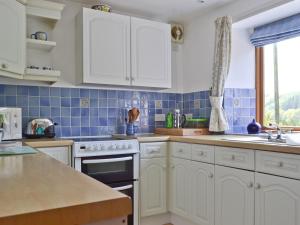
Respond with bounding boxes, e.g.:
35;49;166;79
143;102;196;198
0;151;131;225
114;134;300;154
22;138;73;148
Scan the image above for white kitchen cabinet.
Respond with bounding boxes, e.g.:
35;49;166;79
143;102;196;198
215;165;254;225
0;0;25;78
131;17;171;88
37;146;71;166
169;157;190;218
140;158;167;217
190;161;214;225
77;8;131;86
255;172;300;225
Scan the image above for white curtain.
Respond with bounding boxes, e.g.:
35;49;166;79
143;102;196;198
209;16;232;132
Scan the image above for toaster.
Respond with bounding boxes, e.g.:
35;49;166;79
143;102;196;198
24;118;57;138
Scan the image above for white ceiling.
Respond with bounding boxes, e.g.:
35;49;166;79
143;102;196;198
75;0;237;23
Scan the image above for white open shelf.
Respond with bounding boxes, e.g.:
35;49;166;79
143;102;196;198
26;0;65;22
26;38;56;51
24;68;61;82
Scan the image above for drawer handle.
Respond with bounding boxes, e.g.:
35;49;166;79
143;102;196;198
208;173;214;178
198;151;204;156
231;155;236;160
170;164;175;169
247;182;253;188
278;161;284;167
255;183;261;189
149;149;160;154
1;63;7;69
178;149;183;153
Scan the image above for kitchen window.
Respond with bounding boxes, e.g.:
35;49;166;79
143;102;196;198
252;13;300;128
256;36;300;127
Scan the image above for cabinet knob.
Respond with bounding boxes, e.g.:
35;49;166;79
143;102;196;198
1;63;7;69
125;77;130;81
199;151;204;156
255;183;261;189
247;182;254;188
231;155;236;160
131;77;135;81
208;173;214;178
278;161;284;167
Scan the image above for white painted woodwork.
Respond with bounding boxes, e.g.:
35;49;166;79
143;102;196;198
26;38;56;51
256;150;300;180
26;0;65;22
0;0;25;78
80;8;131;86
190;161;214;225
24;68;60;82
169;157;190;218
215;146;255;170
215;165;254;225
191;144;215;164
255;172;300;225
170;142;192;160
131;17;171;88
140;142;167;159
38;146;71;166
140;158;167;217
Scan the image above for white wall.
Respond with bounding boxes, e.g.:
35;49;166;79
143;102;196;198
181;0;292;93
0;0;183;93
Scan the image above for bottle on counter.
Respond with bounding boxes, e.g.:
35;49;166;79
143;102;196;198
166;112;173;128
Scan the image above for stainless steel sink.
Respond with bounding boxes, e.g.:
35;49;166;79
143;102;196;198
221;136;287;144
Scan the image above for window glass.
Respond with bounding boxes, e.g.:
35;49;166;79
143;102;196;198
263;36;300;126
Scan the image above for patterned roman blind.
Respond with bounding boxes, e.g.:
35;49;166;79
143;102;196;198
250;13;300;47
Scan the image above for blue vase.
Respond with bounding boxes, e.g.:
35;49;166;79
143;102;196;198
247;119;261;134
126;123;135;136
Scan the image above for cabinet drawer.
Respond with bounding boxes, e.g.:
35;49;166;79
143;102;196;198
215;146;255;170
256;151;300;179
191;144;214;163
170;142;192;160
140;142;167;158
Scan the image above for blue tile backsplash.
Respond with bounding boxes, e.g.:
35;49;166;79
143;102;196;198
0;84;256;136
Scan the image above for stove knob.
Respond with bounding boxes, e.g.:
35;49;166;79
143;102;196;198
128;144;132;149
100;145;106;151
92;145;98;151
116;144;121;150
112;145;117;150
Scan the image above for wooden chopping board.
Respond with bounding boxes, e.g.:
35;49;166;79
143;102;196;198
155;128;210;136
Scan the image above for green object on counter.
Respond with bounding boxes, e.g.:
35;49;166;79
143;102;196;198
0;146;38;156
166;112;174;128
185;118;209;128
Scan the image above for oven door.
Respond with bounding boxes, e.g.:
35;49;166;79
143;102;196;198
81;154;134;184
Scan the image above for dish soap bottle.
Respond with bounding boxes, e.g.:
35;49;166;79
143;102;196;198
166;112;173;128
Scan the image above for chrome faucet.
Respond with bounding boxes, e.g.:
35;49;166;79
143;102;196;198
267;123;286;143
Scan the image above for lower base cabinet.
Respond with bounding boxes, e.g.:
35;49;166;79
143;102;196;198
215;166;254;225
190;161;214;225
255;172;300;225
37;146;71;166
169;157;214;225
140;158;167;217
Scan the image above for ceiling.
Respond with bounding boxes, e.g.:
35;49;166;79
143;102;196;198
75;0;237;23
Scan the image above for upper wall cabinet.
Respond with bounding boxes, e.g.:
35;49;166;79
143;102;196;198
77;8;172;89
77;8;131;86
0;0;25;79
131;17;171;88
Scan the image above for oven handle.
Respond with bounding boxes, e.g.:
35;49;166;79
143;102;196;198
113;184;133;191
82;156;133;164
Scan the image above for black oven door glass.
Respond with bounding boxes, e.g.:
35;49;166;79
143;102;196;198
81;154;134;183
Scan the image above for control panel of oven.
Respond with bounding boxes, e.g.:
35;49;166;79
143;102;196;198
73;140;139;157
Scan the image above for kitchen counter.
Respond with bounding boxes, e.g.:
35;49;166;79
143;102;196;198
22;138;74;148
114;134;300;154
0;149;131;225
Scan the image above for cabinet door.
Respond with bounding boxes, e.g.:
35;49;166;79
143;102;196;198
82;9;130;85
215;166;254;225
140;158;167;217
169;157;190;218
190;161;214;225
38;147;71;166
255;173;300;225
0;0;25;77
131;17;171;88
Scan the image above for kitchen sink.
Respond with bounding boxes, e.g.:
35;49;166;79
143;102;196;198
221;135;287;145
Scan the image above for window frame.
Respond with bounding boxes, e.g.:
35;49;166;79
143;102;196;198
255;47;300;131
